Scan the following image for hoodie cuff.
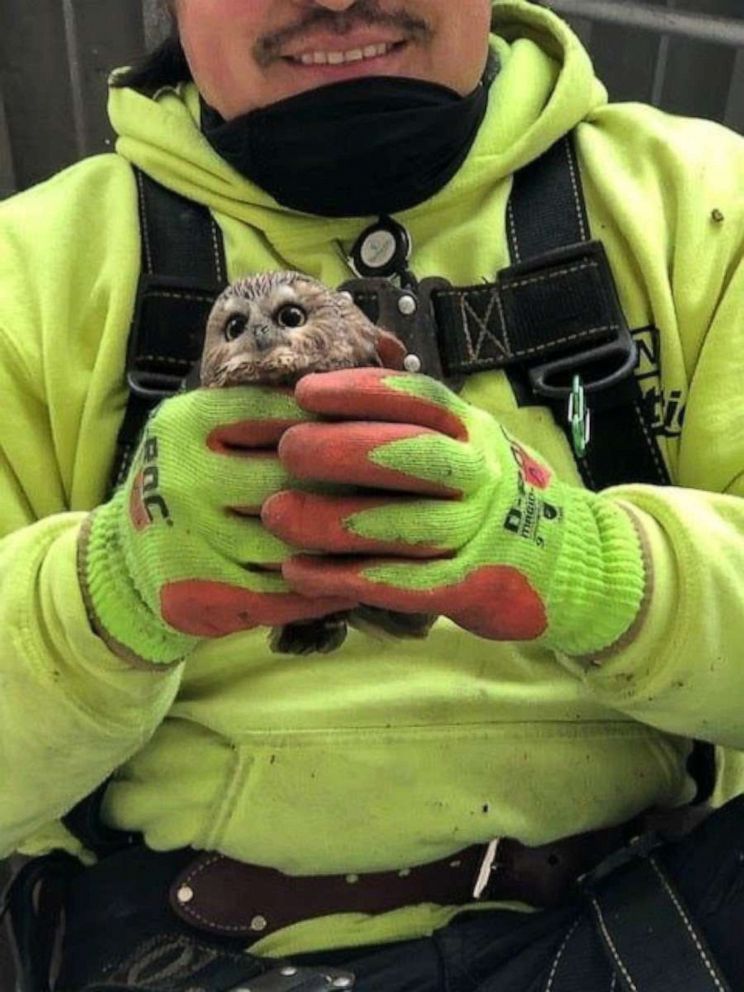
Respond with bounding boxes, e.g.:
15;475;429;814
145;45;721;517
555;500;679;689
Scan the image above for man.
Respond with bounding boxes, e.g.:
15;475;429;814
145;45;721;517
2;0;744;989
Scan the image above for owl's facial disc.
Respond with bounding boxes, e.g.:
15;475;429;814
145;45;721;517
221;285;310;353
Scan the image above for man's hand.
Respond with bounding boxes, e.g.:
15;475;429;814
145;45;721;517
79;387;355;666
262;369;648;657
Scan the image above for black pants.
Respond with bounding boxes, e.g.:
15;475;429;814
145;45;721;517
41;797;744;991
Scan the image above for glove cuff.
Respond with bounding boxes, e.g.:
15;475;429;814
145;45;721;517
78;500;198;666
547;492;647;657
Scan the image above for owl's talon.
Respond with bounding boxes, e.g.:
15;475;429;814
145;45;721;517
270;616;349;655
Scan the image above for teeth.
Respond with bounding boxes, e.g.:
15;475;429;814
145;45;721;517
292;43;397;66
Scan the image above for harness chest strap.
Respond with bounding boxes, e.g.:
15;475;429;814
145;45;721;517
117;135;669;490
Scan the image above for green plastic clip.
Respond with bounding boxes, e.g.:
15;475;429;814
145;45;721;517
568;375;591;458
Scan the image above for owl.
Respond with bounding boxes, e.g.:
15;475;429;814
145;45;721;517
199;271;436;655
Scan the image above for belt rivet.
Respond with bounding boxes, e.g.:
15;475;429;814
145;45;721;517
250;914;268;932
345;873;359;884
281;967;298;977
176;885;194;904
332;978;354;989
449;860;462;869
398;294;418;316
403;354;422;373
398;868;411;877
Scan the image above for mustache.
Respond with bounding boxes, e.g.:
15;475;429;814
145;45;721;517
255;1;432;65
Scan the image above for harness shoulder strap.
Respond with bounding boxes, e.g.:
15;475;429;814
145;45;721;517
507;133;671;490
109;169;227;493
586;852;732;991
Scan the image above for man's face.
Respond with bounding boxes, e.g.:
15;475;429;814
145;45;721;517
173;0;493;120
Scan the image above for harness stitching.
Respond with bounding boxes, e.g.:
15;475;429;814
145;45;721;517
589;895;639;992
648;857;727;992
136;170;154;275
544;918;580;992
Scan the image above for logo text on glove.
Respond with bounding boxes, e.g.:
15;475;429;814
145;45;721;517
503;435;560;547
129;436;172;530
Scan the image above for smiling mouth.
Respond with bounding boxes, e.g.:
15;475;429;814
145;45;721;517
284;40;408;67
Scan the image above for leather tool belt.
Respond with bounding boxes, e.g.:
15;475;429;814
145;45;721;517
168;805;714;943
169;817;653;942
1;806;711;992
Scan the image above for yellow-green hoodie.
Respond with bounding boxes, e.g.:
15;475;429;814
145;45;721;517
2;0;744;957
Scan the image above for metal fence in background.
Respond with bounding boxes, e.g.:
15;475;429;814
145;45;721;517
2;0;744;199
544;0;744;133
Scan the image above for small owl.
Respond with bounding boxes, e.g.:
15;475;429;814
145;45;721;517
199;271;436;655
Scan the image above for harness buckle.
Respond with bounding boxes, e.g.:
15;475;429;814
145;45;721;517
578;830;663;891
499;239;641;404
126;273;221;401
528;318;638;402
338;276;458;388
126;368;186;401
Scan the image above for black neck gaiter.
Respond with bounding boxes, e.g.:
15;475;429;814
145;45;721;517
200;59;496;218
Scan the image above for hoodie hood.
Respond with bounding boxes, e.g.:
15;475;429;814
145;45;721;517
109;0;607;246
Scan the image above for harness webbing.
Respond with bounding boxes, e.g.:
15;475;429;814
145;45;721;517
508;135;672;490
109;170;228;492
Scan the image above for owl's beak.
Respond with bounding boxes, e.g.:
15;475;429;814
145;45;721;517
252;323;275;351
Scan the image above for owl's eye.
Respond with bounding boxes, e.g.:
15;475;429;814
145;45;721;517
224;314;248;341
276;304;307;329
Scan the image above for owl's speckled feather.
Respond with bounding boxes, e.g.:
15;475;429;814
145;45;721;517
199;271;436;655
201;271;401;387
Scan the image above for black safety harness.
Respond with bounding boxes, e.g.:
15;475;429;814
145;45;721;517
2;134;723;992
117;134;669;493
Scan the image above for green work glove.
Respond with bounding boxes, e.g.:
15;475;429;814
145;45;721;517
79;387;355;665
262;369;648;657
